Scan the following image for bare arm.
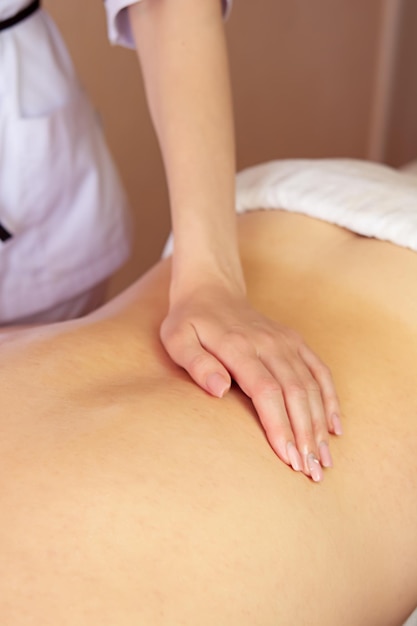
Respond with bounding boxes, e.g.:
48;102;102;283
129;0;242;291
128;0;341;480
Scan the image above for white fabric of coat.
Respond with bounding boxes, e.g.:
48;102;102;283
0;1;131;323
0;0;232;323
104;0;232;48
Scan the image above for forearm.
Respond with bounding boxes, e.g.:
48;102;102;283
128;0;244;294
120;2;341;478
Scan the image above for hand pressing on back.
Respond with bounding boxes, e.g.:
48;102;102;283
160;280;342;482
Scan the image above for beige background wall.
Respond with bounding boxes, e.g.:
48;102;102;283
385;0;417;166
43;0;417;295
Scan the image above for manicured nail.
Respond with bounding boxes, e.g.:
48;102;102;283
287;442;303;472
332;414;343;436
319;441;333;468
206;373;229;398
307;453;323;482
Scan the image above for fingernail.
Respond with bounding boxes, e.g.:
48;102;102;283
307;453;323;482
332;414;343;436
287;442;303;472
319;441;333;468
206;373;229;398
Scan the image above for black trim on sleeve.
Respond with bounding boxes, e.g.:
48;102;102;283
0;223;13;242
0;0;41;32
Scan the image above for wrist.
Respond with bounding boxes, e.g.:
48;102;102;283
169;208;245;293
169;250;247;303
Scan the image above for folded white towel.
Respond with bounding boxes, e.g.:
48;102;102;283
236;158;417;252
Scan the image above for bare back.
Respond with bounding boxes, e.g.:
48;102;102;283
1;212;416;625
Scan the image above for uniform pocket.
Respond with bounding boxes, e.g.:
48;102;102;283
0;9;84;235
0;85;89;235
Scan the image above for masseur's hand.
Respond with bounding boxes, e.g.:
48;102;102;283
160;281;342;482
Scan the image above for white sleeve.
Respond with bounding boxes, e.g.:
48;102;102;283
0;0;33;20
103;0;233;49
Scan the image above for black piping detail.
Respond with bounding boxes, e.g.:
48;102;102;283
0;223;13;242
0;0;40;32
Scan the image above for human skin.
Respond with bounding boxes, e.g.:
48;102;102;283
128;0;340;474
0;211;416;625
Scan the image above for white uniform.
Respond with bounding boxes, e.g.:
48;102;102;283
103;0;232;48
0;0;232;325
0;1;131;324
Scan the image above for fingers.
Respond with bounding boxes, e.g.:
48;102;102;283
220;354;304;471
298;344;342;436
229;352;324;481
214;333;340;482
283;359;333;472
160;321;231;398
161;313;342;483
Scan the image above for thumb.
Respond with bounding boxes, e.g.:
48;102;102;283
160;322;231;397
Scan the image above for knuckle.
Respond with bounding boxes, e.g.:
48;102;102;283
312;410;329;430
188;352;211;376
223;329;253;355
259;329;279;349
297;431;316;454
159;321;183;347
287;329;303;345
318;362;332;378
329;393;340;409
285;382;308;401
305;380;321;395
253;377;282;398
323;388;339;405
317;431;329;444
311;408;328;428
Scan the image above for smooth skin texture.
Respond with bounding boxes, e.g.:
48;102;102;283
128;0;340;478
0;211;416;625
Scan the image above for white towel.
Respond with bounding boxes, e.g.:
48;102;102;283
236;158;417;251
